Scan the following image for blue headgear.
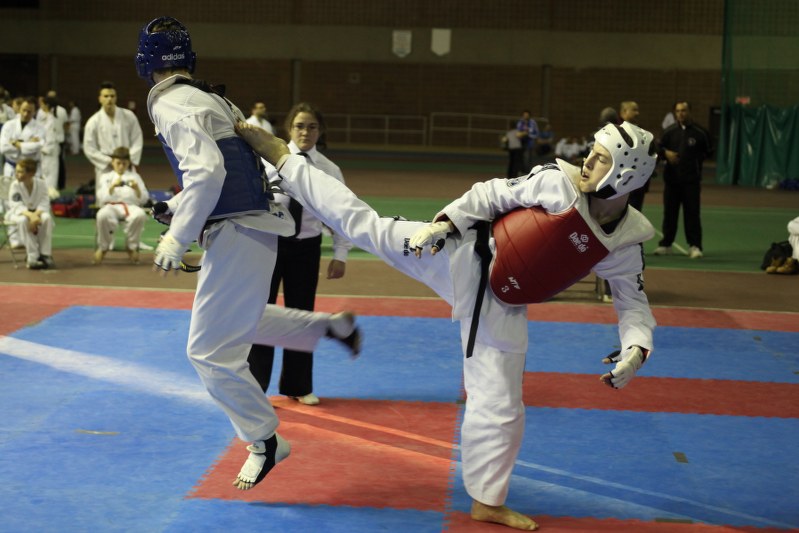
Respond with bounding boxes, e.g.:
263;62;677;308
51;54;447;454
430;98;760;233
135;17;196;83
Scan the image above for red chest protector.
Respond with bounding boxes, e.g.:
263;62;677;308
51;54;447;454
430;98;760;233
490;206;609;305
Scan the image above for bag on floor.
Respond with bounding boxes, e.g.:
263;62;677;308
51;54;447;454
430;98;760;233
51;194;81;218
760;240;793;270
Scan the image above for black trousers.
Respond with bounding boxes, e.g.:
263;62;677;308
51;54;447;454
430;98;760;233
506;149;524;179
57;143;67;190
659;180;702;250
248;234;322;395
627;178;651;212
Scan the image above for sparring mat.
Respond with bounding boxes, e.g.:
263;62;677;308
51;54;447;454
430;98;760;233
0;285;797;533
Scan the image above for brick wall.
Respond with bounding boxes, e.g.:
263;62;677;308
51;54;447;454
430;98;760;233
3;0;727;147
40;0;723;33
42;56;721;149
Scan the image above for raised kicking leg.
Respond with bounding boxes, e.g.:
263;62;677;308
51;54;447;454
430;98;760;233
237;120;456;304
239;121;536;527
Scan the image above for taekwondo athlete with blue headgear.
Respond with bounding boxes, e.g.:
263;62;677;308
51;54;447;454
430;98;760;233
135;16;363;491
237;119;658;530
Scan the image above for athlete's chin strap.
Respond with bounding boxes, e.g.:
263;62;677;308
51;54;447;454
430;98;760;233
466;221;492;358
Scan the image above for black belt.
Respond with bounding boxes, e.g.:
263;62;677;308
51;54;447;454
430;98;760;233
279;233;323;245
466;221;492;358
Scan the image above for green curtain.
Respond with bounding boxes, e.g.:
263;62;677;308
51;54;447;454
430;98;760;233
717;0;799;187
716;104;799;186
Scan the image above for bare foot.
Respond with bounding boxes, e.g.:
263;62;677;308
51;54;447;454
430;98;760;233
231;434;290;490
234;121;289;164
471;500;539;531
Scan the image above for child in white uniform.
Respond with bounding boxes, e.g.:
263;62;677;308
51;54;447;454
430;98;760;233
93;146;149;264
5;159;55;269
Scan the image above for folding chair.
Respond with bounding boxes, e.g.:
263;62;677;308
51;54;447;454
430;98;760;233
0;175;25;268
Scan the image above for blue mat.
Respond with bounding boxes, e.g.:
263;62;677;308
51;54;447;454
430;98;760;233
1;307;797;531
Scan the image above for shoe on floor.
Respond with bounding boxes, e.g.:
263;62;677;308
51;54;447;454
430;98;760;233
689;246;704;259
27;259;45;270
40;255;56;269
653;246;672;256
232;433;291;490
290;393;320;405
327;312;362;358
775;257;799;275
92;249;106;265
765;257;784;274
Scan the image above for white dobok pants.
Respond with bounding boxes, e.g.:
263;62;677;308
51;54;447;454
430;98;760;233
189;218;340;443
13;212;54;263
95;203;147;251
279;160;529;506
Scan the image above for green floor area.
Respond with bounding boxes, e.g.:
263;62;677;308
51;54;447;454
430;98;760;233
638;205;794;272
49;198;793;274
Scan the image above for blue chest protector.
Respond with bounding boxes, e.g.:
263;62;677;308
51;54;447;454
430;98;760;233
157;78;271;220
158;134;271;220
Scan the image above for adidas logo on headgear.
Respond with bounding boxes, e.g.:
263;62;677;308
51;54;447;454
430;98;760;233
161;53;185;61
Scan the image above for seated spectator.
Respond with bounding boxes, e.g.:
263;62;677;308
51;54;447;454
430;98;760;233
4;158;55;269
554;135;587;164
766;216;799;275
93;147;149;265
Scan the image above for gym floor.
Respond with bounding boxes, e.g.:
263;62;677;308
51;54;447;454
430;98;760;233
0;149;797;532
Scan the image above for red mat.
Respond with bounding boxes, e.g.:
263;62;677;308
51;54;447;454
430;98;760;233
443;511;797;532
523;372;799;418
2;285;797;332
189;397;461;510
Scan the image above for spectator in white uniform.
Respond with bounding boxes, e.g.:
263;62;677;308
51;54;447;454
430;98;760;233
4;158;55;269
554;135;587;164
0;87;14;125
245;101;274;134
38;90;70;189
0;97;46;248
0;97;45;179
66;101;82;155
0;87;13;172
93;146;149;265
765;216;799;275
36;96;62;197
83;81;143;180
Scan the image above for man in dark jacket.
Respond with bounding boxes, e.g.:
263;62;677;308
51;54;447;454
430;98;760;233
654;101;712;259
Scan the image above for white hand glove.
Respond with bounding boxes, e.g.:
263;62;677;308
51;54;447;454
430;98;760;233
408;220;453;257
153;233;187;273
600;345;648;389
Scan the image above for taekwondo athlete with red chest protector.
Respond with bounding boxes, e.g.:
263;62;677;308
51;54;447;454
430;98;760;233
237;119;658;530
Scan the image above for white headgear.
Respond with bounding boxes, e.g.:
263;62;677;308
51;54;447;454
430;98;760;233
592;121;657;200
